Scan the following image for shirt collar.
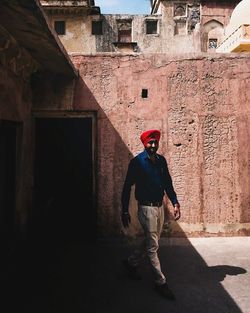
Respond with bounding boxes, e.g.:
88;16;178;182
143;149;159;160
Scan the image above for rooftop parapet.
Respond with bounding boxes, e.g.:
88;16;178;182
41;1;92;7
40;0;100;14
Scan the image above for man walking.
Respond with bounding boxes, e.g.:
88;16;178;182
121;129;181;300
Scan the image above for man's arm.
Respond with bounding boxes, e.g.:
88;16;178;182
162;157;181;221
121;159;136;227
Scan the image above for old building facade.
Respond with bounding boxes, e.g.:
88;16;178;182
41;0;239;54
2;0;250;241
36;0;250;238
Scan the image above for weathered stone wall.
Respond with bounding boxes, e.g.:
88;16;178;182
72;53;250;237
99;12;200;54
44;10;201;54
43;0;202;54
42;1;240;55
44;11;96;54
158;1;201;52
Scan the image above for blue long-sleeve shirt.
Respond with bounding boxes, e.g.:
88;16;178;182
121;150;179;212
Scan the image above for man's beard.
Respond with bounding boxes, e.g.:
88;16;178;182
148;147;157;155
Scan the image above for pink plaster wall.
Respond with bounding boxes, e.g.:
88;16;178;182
201;1;238;26
72;53;250;237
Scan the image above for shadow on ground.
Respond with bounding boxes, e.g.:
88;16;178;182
1;235;247;313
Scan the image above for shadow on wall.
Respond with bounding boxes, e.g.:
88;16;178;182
95;15;117;52
1;77;247;313
29;76;135;243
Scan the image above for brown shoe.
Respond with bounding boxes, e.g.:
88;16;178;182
122;260;142;280
155;283;175;300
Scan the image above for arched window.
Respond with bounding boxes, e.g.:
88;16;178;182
202;20;224;52
174;5;186;17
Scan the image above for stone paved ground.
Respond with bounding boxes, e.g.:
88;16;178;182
1;237;250;313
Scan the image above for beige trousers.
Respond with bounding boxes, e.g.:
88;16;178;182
128;204;166;285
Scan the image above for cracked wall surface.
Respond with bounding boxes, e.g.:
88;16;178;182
72;53;250;237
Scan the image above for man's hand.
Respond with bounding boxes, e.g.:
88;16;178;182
121;212;131;228
173;203;181;221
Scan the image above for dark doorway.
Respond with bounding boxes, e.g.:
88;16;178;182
33;117;95;243
0;121;18;242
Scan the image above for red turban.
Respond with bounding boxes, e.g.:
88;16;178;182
140;130;161;146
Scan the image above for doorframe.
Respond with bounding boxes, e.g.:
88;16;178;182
32;110;98;232
0;119;23;236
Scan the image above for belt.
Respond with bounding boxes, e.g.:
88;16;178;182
139;201;162;207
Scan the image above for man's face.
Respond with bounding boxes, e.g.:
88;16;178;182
145;139;159;155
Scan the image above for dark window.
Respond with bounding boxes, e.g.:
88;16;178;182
142;89;148;98
209;38;218;49
92;21;103;35
54;21;65;35
146;20;158;34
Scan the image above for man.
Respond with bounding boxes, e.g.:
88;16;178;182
121;129;181;300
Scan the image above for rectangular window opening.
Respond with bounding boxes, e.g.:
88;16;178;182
54;21;65;35
118;29;131;42
146;20;158;34
92;20;103;35
117;20;132;43
209;38;218;49
142;89;148;98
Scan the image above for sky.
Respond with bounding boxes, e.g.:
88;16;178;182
95;0;152;14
